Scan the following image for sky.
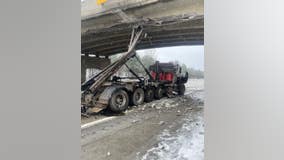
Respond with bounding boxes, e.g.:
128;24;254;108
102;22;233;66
137;46;204;71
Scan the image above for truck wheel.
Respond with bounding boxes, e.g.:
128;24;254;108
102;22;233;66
130;88;145;106
144;88;154;102
178;84;186;95
109;89;129;112
154;87;164;99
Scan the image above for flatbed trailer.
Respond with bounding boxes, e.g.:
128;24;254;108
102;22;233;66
81;26;188;114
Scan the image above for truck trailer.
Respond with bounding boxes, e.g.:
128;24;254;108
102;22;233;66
81;27;188;114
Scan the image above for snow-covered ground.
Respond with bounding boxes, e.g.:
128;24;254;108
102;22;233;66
141;111;204;160
140;79;204;160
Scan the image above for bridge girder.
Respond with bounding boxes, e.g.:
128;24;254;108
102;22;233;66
81;0;204;56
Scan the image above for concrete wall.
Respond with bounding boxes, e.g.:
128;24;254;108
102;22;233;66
81;55;111;82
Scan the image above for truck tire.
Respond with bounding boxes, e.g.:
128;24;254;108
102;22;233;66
109;89;129;112
130;88;145;106
178;84;186;95
144;88;154;102
154;87;164;99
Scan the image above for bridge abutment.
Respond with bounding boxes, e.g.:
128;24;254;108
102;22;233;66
81;55;111;82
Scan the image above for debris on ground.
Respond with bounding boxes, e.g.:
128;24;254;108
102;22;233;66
132;120;139;123
159;121;165;125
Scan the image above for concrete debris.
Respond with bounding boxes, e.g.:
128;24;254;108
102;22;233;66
165;103;171;108
132;120;139;123
159;121;165;125
155;106;162;110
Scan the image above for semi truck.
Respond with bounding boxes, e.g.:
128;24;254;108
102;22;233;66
81;27;188;114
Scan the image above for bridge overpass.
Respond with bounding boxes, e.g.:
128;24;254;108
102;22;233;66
81;0;204;81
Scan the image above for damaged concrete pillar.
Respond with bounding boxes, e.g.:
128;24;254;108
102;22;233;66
81;57;87;83
81;55;111;83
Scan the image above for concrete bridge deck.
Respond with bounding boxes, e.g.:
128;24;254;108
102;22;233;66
81;0;204;56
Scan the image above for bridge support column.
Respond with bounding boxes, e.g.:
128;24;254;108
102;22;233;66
81;55;111;83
